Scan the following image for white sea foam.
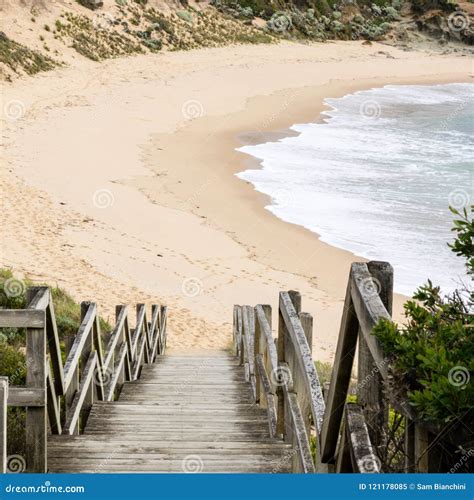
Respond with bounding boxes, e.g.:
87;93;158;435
237;84;474;295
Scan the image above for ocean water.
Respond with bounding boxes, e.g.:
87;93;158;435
237;83;474;296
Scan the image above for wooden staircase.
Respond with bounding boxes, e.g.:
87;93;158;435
47;354;292;473
4;263;452;474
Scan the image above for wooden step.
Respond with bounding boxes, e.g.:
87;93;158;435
47;354;290;473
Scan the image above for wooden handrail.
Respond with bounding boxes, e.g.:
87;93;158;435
0;377;7;474
234;291;326;472
0;287;167;472
233;260;432;474
278;292;325;434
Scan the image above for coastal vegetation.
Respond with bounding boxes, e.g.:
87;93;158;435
0;32;58;78
374;206;473;427
0;0;472;80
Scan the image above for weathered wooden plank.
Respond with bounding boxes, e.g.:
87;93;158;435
0;309;45;328
106;343;128;401
132;326;148;380
46;364;62;434
63;303;97;391
255;354;277;438
7;387;45;407
279;292;325;433
233;305;240;356
242;305;256;399
81;302;95;417
148;306;161;361
345;403;380;473
403;418;415;472
25;287;50;311
414;423;429;472
159;306;168;355
25;288;47;473
357;261;392;455
131;305;146;360
48;439;291;449
0;377;7;474
299;312;313;354
102;308;127;384
350;263;389;379
283;385;315;473
64;352;97;435
45;299;66;397
236;306;244;366
320;277;359;463
335;419;352;473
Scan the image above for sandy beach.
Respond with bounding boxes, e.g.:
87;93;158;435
1;40;471;361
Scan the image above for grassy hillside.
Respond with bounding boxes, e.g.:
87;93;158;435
0;0;472;80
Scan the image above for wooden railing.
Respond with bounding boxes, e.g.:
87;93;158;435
234;260;448;473
0;287;167;473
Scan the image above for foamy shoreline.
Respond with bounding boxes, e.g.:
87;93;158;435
1;41;471;361
237;82;473;297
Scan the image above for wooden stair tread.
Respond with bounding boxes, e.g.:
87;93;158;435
48;354;290;473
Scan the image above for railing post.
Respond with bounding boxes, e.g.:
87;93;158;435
254;307;261;405
25;289;47;473
82;303;94;418
277;294;287;438
357;261;392;461
277;291;300;441
298;311;313;439
254;305;271;409
299;312;313;355
404;418;416;472
288;290;301;315
0;376;8;474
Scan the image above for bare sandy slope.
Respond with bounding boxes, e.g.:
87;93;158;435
1;41;471;359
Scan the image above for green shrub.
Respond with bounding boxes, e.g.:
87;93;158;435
0;343;26;385
0;34;58;77
374;206;473;425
